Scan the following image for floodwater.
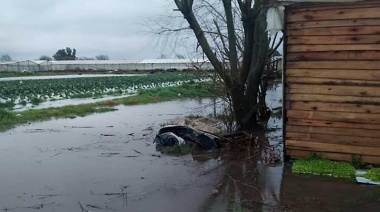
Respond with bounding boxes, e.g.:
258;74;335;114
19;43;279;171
1;83;380;212
14;94;136;111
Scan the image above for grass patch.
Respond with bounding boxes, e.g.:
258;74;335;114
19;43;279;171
0;101;15;109
161;143;195;154
364;168;380;182
30;97;43;105
117;83;213;105
292;157;356;180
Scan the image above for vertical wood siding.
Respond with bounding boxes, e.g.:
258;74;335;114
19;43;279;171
284;0;380;164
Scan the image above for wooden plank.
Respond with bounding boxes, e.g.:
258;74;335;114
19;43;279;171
287;1;380;13
286;102;380;114
287;7;380;22
287;35;380;45
286;140;380;156
286;26;380;36
286;69;380;81
288;84;380;97
287;18;380;30
288;44;380;52
286;77;380;86
287;110;380;124
286;61;380;70
286;125;380;138
286;149;380;164
288;118;380;130
286;93;380;104
287;51;380;61
286;132;380;147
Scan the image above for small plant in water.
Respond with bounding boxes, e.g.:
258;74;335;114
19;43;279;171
186;114;203;120
162;143;195;154
230;203;248;212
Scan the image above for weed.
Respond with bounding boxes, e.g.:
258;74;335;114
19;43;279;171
186;114;203;120
271;109;282;119
351;155;366;169
0;109;14;120
30;97;43;105
0;101;15;109
230;203;248;212
364;168;380;181
161;143;195;154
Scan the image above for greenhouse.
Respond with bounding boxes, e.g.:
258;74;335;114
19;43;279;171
0;60;51;72
0;59;214;72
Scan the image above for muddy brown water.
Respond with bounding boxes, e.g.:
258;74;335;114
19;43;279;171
1;83;380;212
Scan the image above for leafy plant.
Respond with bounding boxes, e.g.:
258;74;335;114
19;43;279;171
292;158;356;180
364;168;380;182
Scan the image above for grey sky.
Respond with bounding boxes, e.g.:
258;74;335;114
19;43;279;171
0;0;181;60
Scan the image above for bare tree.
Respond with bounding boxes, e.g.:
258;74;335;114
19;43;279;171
159;0;282;129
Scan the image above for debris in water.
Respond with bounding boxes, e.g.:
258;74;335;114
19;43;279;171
100;134;115;137
154;125;222;150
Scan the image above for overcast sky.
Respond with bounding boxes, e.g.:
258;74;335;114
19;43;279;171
0;0;185;60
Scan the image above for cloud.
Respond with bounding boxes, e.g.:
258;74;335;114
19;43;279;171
0;0;177;60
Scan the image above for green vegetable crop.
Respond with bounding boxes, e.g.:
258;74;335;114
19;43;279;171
0;73;208;109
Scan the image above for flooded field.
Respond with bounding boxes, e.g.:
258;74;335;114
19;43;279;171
1;83;380;212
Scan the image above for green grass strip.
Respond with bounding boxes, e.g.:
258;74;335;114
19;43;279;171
117;82;212;105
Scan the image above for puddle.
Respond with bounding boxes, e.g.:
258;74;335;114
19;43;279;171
14;94;136;111
1;82;379;212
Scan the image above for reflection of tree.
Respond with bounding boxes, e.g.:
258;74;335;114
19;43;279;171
196;132;284;211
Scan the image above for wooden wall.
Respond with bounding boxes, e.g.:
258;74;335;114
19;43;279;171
284;0;380;164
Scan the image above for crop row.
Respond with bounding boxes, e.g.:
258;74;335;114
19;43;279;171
0;73;206;109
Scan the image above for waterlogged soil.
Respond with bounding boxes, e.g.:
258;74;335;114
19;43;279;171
1;84;380;212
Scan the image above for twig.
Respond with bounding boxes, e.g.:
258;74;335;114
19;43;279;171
133;149;143;154
228;175;258;190
101;134;115;137
86;204;103;209
34;194;62;199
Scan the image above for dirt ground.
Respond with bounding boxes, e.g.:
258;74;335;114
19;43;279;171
1;83;379;212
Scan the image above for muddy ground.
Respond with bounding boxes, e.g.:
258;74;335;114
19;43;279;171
1;84;380;212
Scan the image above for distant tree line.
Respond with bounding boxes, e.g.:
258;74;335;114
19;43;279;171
0;54;12;62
